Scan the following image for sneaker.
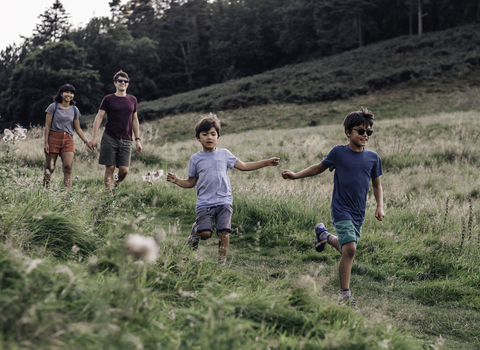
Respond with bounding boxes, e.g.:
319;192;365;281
340;295;357;308
187;222;199;250
314;223;330;252
217;257;226;265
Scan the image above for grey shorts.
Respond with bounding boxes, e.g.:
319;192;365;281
99;132;132;167
195;205;233;233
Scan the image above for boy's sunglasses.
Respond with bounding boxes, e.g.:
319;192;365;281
116;79;129;83
352;128;374;136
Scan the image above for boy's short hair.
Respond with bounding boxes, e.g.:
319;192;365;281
195;113;221;138
113;70;129;82
343;107;374;133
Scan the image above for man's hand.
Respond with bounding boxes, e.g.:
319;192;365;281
87;139;98;150
136;140;142;154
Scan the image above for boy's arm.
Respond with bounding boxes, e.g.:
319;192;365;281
87;109;106;150
234;157;280;171
166;172;197;188
372;176;384;221
282;162;328;180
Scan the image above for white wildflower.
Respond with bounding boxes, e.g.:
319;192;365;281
126;234;158;263
13;125;27;140
142;175;153;186
71;245;80;254
3;129;14;142
151;170;164;181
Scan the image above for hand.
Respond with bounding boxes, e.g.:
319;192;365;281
281;170;296;180
44;143;49;154
375;207;385;221
266;157;280;166
136;140;142;154
85;140;94;150
87;139;97;150
166;172;177;184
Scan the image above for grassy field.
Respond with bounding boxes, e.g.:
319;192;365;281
1;85;480;349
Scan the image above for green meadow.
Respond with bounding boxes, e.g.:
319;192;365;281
1;80;480;349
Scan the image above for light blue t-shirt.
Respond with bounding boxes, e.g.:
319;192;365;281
321;144;382;226
188;148;239;209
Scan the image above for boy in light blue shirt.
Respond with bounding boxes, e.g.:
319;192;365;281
282;107;384;306
167;114;279;264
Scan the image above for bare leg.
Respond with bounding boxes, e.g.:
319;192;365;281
104;165;116;191
116;166;129;188
218;230;230;260
60;152;74;189
43;153;59;187
198;231;212;240
327;235;342;254
338;241;356;290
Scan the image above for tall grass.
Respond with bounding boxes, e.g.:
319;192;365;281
1;106;480;349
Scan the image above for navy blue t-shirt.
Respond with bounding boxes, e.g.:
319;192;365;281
321;145;382;226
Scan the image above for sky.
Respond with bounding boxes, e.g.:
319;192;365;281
0;0;125;51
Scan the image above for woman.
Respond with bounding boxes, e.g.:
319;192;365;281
43;84;91;189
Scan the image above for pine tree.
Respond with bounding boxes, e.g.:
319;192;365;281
32;0;72;48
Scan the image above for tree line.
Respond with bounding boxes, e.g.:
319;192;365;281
1;0;479;127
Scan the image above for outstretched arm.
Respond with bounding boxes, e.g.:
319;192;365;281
234;157;280;171
282;162;328;180
87;109;106;150
372;176;384;221
166;172;197;188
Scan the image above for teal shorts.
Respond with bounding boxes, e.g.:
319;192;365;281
333;220;362;248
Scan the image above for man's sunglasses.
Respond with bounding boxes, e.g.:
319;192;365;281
116;79;129;83
352;128;374;136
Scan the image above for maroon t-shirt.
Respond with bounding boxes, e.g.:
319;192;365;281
99;94;138;141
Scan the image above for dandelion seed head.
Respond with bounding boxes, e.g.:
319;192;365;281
126;234;158;263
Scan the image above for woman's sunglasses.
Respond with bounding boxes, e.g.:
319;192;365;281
352;128;374;136
116;79;129;83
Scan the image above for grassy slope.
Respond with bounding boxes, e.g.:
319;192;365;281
135;24;480;121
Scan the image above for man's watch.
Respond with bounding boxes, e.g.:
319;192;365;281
135;138;141;141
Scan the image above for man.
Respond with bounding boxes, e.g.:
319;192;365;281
88;70;142;191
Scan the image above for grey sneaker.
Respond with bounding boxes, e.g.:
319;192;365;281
314;223;330;252
340;295;357;308
217;257;226;265
187;222;199;250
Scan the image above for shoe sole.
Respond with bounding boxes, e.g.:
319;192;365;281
314;239;327;252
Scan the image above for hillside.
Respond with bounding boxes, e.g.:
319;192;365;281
138;24;480;121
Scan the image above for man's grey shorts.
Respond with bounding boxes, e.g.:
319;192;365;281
99;132;132;167
195;205;233;233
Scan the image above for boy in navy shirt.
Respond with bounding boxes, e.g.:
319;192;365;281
282;107;384;306
167;114;279;264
